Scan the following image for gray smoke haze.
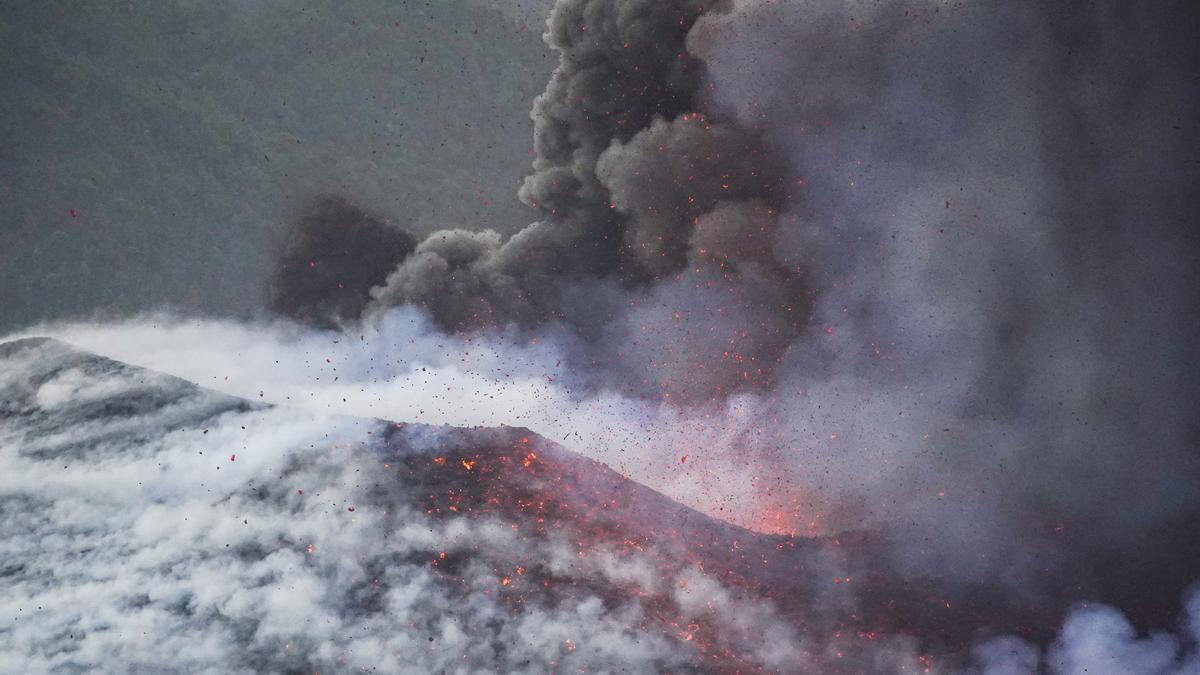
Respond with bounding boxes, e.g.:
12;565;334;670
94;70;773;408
682;0;1200;622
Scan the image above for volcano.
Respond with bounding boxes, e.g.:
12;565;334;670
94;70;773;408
0;337;1189;674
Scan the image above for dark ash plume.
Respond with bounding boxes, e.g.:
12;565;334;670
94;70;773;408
366;0;805;401
269;195;416;328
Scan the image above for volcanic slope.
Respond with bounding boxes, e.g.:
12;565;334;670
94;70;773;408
0;337;1051;673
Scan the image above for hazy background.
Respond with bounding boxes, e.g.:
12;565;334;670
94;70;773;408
0;0;554;332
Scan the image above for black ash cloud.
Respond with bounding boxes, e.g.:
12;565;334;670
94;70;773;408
269;195;416;328
356;0;807;402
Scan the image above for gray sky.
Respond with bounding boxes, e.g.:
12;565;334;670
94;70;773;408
0;0;554;332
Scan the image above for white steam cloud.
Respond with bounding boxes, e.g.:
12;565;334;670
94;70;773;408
3;335;1197;674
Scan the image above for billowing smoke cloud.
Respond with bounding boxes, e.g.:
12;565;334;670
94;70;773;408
366;0;806;402
269;195;416;328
